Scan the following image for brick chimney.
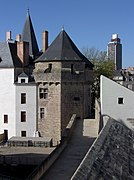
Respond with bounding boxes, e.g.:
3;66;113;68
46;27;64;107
6;31;12;41
17;41;29;66
42;30;48;52
16;34;21;42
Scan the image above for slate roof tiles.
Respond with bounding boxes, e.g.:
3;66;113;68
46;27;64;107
0;41;22;68
36;29;93;67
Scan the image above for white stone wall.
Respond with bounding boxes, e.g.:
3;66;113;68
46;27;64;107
100;75;134;123
0;69;16;138
15;84;37;137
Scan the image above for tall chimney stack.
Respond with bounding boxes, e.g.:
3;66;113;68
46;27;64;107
17;41;29;67
6;31;12;41
42;30;48;52
16;34;21;42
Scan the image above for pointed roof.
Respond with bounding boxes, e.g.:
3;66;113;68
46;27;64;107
18;72;28;78
36;30;93;67
21;11;39;58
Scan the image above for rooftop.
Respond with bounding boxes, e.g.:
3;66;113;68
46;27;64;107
0;42;22;68
36;29;93;67
21;11;39;59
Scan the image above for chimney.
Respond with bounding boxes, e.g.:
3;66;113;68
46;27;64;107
6;31;12;41
16;34;21;42
42;30;48;52
17;41;29;66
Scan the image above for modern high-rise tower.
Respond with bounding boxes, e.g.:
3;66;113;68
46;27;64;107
107;34;122;70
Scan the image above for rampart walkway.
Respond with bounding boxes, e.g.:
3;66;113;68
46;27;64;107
40;118;99;180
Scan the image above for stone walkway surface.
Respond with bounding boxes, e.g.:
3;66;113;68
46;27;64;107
41;118;99;180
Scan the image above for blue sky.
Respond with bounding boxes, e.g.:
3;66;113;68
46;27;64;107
0;0;134;68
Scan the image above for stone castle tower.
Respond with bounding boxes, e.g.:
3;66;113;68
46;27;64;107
33;29;93;144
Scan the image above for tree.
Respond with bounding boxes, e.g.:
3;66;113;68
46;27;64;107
82;47;100;61
92;58;115;98
82;47;115;98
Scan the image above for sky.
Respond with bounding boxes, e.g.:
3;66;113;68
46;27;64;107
0;0;134;68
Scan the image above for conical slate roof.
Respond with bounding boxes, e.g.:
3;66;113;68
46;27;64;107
36;29;93;67
21;11;39;58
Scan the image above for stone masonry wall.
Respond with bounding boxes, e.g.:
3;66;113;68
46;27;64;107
61;61;92;132
33;61;93;144
33;62;61;145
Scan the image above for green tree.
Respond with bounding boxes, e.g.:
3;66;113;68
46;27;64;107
92;59;115;98
82;47;115;98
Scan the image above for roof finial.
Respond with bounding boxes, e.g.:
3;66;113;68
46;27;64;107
27;8;30;15
62;26;64;31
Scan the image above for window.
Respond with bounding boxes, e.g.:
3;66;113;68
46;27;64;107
73;97;80;101
44;64;52;73
21;79;26;83
21;111;26;122
118;97;124;104
40;108;45;119
71;64;74;74
21;131;26;137
39;88;48;99
48;63;52;72
4;130;8;140
21;93;26;104
4;115;8;123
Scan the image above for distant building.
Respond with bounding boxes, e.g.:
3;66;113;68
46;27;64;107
107;34;122;70
113;69;134;91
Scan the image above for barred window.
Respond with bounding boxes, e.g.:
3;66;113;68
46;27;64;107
40;108;45;119
39;88;48;99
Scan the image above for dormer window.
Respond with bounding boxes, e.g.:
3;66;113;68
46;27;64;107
18;72;28;83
